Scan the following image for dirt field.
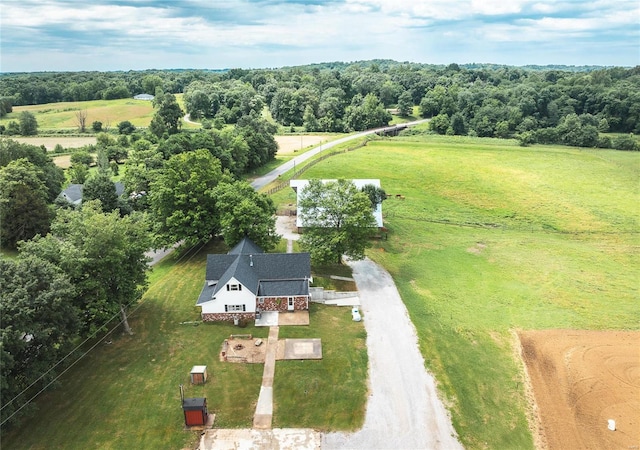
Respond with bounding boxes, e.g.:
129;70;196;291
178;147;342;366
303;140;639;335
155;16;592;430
13;135;329;154
519;330;640;450
11;136;97;150
51;154;73;168
275;135;330;154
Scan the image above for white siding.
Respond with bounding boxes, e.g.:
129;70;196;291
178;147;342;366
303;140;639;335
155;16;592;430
199;277;256;314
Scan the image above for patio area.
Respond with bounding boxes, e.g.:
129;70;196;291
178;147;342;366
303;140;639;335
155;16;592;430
255;310;310;327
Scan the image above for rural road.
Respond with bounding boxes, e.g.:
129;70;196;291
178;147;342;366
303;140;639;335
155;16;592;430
250;119;429;190
322;258;463;450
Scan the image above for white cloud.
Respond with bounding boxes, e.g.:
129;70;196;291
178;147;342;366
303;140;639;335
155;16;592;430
0;0;637;71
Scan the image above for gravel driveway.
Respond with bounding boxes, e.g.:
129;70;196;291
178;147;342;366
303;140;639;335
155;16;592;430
322;258;463;450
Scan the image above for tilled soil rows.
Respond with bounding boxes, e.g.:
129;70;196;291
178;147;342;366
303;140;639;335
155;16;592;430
519;330;640;450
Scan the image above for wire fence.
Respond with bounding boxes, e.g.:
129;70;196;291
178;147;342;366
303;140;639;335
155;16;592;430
263;139;369;195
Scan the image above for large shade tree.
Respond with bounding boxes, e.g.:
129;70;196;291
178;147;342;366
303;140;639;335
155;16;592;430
19;201;151;335
83;152;118;212
214;180;279;251
0;159;52;248
0;255;80;426
0;139;64;202
149;92;183;138
149;149;227;247
299;179;377;264
18;111;38;136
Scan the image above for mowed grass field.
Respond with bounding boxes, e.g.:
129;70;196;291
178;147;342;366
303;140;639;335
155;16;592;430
1;240;367;449
0;94;195;131
298;134;639;449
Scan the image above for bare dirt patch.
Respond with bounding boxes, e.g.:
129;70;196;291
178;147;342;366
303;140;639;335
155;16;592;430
467;241;487;254
52;154;73;169
275;135;330;155
519;330;640;450
220;337;266;364
11;136;97;151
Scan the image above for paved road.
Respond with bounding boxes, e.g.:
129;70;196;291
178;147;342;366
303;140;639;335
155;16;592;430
322;258;463;450
250;119;429;190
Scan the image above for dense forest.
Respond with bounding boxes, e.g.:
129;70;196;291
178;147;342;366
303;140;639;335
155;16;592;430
1;61;639;147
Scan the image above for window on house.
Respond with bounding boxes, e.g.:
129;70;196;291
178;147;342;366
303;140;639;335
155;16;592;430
226;284;241;291
225;305;246;312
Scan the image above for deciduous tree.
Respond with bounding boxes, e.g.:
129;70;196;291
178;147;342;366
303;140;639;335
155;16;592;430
360;184;387;209
75;109;88;133
0;255;80;425
0;159;52;248
149;93;183;138
149;149;227;246
236;114;278;169
18;112;38;136
299;179;376;264
0;139;64;202
19;201;151;335
214;180;279;250
397;91;413;117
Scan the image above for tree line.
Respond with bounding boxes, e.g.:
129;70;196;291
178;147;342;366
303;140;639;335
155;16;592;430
2;61;637;149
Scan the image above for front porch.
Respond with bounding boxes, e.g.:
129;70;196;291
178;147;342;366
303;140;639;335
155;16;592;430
254;310;309;327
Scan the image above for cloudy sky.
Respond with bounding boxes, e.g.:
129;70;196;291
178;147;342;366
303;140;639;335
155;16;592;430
1;0;638;72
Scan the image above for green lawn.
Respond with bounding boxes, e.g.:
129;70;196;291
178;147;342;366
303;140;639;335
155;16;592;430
3;133;638;449
297;135;640;449
0;94;194;131
1;98;155;130
274;303;367;430
2;240;367;449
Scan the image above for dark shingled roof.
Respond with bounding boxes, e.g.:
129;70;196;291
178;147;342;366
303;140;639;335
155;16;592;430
59;181;126;205
228;238;264;255
60;184;83;204
258;279;310;296
196;237;310;305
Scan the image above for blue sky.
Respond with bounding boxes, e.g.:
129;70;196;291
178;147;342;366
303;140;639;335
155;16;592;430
1;0;638;72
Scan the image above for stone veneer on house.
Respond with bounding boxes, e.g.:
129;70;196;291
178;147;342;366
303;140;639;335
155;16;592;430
201;296;309;323
257;296;309;312
202;312;255;323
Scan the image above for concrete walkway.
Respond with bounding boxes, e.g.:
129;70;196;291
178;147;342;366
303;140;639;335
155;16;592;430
199;428;321;450
253;326;279;429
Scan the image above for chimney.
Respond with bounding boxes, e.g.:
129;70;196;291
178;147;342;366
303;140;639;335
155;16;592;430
249;254;253;267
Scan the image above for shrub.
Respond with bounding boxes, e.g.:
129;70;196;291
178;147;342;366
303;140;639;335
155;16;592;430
612;134;639;151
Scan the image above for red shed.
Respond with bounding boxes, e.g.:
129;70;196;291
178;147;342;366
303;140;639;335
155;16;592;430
182;397;207;426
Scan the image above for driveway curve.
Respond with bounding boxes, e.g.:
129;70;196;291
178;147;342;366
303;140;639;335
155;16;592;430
322;258;462;450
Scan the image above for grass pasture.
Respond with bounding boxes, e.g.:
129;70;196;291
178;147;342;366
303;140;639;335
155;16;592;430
297;135;639;449
1;240;367;449
1;98;155;130
0;94;195;132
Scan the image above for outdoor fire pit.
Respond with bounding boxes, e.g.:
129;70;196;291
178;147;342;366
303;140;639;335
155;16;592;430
233;344;244;351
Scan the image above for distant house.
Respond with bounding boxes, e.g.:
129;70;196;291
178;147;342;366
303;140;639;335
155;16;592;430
58;182;125;206
133;93;154;101
290;179;384;231
196;237;311;323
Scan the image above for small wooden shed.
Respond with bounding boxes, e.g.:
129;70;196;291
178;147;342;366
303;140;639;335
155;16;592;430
182;397;208;426
190;365;208;385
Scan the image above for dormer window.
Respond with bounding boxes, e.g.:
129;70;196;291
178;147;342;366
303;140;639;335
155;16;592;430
227;284;241;291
